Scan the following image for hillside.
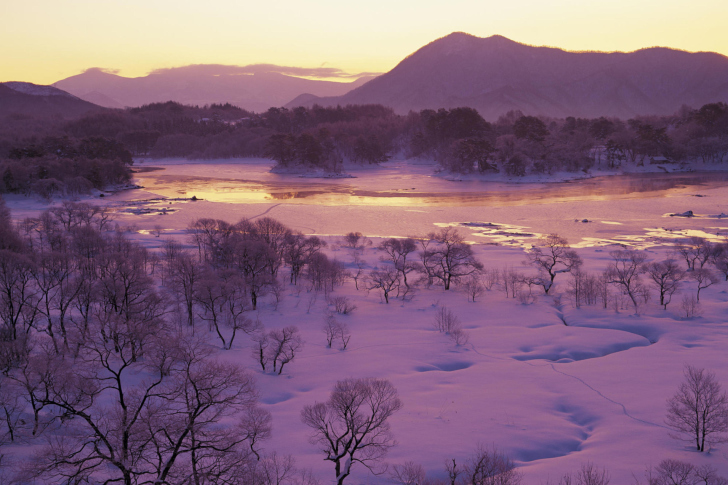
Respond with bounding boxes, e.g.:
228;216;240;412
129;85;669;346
0;81;103;119
286;33;728;120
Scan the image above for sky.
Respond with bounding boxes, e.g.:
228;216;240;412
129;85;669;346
2;0;728;85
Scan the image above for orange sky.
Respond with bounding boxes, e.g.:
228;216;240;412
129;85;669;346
2;0;727;85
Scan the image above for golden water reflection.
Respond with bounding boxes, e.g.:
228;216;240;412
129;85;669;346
139;171;728;207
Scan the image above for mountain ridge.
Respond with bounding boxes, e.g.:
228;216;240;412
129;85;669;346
286;33;728;120
53;66;375;112
0;82;103;119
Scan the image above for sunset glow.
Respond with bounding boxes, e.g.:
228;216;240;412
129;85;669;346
3;0;728;85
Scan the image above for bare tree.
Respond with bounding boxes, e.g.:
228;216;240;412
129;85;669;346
267;326;303;375
342;232;370;249
350;251;366;290
567;269;601;308
21;325;268;485
307;253;347;295
379;238;419;288
446;458;464;485
709;242;728;281
420;228;483;290
690;268;719;302
284;233;326;285
644;259;685;310
525;234;582;294
501;266;524;299
252;331;270;372
256;452;297;485
301;377;402;485
604;249;647;311
0;250;38;341
464;445;522;485
367;267;401;304
675;237;716;271
323;315;350;350
666;365;728;451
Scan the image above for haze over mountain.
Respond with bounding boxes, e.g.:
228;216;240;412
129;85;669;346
287;32;728;120
0;82;103;119
53;65;376;112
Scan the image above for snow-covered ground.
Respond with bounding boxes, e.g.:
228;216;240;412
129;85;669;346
6;158;728;484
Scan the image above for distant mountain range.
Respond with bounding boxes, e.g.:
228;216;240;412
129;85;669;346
0;82;102;118
7;33;728;121
53;65;375;112
286;32;728;120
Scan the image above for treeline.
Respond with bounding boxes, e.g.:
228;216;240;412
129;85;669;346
3;100;728;174
0;136;133;198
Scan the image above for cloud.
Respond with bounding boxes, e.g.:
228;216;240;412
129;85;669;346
82;67;121;75
147;64;379;79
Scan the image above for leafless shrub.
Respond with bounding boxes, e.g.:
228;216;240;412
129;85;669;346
517;289;537;305
465;445;522;485
307;292;318;314
256;452;297;485
462;273;485;302
549;463;610;485
681;294;702;319
270;281;284;310
633;459;728;485
434;306;460;333
433;306;469;346
342;231;370;249
576;463;610;485
450;327;470;346
328;296;357;315
391;461;426;485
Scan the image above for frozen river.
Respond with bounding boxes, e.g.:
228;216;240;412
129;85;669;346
122;158;728;247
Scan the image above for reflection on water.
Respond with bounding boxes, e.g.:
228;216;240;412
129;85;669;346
138;171;728;207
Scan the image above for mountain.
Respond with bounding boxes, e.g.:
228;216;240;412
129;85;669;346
0;81;103;118
286;33;728;120
53;65;375;112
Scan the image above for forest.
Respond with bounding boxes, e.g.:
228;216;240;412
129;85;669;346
0;199;727;483
2;101;728;194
